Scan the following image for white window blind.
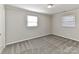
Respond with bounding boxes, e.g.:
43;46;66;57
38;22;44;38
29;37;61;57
27;15;38;27
62;15;75;27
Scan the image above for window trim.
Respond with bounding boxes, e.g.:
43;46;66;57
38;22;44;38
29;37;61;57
26;15;39;27
62;15;76;27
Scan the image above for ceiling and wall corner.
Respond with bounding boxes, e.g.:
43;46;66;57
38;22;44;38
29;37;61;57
9;4;79;15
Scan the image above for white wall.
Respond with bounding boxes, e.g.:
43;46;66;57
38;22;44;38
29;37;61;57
0;5;5;53
5;5;51;45
52;9;79;41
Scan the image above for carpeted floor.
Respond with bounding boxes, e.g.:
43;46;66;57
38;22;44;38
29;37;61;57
2;35;79;54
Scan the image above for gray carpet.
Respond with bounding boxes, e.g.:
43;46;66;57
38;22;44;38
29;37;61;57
2;35;79;54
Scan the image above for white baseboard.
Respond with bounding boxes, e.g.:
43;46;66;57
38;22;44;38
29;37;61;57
52;34;79;42
6;34;51;45
6;33;79;46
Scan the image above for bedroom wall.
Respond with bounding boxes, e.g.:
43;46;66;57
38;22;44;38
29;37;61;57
5;5;52;45
51;9;79;41
0;5;5;53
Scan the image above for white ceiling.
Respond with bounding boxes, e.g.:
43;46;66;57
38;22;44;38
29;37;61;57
10;4;79;15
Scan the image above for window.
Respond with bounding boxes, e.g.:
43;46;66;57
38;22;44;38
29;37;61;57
27;15;38;27
62;15;75;27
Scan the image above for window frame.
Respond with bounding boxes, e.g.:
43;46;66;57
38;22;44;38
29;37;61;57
26;15;39;27
62;15;76;27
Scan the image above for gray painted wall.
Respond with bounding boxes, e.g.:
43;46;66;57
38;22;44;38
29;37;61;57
52;9;79;41
5;5;52;44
